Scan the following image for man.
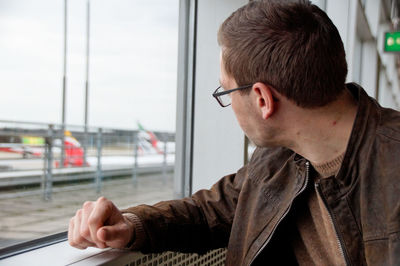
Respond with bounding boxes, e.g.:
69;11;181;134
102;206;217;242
68;1;400;265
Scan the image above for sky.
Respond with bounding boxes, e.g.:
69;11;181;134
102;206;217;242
0;0;179;132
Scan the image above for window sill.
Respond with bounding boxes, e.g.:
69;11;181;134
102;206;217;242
1;240;228;266
0;240;144;266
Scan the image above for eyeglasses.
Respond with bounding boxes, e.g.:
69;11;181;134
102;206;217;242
212;84;253;107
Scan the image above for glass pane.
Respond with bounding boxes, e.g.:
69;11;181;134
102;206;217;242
0;0;179;248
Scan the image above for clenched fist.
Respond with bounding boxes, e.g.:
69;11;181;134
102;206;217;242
68;197;134;249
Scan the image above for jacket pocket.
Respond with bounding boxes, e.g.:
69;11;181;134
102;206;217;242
364;231;400;266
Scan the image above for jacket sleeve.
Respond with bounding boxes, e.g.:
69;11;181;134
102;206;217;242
120;165;248;254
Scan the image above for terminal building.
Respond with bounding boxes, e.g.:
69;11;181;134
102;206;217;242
1;0;400;265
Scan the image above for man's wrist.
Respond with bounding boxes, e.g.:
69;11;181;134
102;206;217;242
122;213;146;250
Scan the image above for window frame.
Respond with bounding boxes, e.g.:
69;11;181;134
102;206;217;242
0;0;195;259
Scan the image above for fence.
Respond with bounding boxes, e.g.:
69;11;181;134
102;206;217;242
0;120;175;200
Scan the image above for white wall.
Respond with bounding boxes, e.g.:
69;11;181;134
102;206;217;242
324;0;400;109
189;0;400;194
326;0;351;61
361;42;378;97
191;0;247;193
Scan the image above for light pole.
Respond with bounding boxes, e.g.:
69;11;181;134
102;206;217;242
61;0;68;168
84;0;91;166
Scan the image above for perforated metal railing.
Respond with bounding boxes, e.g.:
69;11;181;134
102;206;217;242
125;249;227;266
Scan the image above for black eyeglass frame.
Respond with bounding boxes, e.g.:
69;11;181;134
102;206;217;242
212;84;253;107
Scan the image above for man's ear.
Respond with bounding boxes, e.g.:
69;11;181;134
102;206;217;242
252;82;275;120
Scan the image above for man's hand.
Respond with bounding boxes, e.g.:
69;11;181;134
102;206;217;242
68;197;134;250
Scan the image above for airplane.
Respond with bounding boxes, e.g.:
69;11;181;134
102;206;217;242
0;136;44;158
0;125;170;169
0;132;86;167
53;131;86;168
137;121;163;155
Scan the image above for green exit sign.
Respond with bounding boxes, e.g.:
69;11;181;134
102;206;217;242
385;32;400;52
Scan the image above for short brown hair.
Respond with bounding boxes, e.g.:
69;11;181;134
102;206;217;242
218;0;348;108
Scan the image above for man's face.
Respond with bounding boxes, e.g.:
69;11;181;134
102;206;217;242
219;54;282;147
219;56;258;143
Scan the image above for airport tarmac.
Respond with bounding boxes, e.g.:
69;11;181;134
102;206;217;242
0;172;174;249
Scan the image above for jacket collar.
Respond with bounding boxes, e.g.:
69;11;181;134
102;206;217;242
320;83;381;197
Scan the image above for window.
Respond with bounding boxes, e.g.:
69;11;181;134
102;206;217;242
0;0;179;249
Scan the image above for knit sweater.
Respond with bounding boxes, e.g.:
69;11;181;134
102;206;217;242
291;153;346;265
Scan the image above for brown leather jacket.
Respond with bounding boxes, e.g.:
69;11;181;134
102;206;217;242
123;83;400;265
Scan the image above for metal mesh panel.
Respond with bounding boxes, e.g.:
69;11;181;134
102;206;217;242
125;248;227;266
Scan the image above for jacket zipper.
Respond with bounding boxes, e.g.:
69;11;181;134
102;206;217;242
249;161;310;265
314;182;350;266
